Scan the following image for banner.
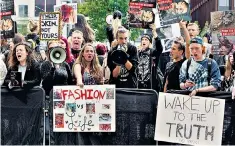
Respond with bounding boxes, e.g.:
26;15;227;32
155;92;225;145
53;85;116;132
156;23;181;53
54;3;77;24
211;10;235;55
128;0;157;29
39;12;61;40
155;0;191;27
0;0;14;17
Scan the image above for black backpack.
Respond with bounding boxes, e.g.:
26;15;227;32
186;58;212;83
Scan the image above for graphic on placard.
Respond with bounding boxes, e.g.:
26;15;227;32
53;85;116;132
155;92;225;145
1;16;15;39
54;101;65;109
128;0;157;29
155;0;191;27
211;11;235;55
54;3;77;24
55;114;64;128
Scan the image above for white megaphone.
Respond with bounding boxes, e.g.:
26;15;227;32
49;46;66;64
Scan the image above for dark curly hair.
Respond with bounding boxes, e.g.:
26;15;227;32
8;43;35;69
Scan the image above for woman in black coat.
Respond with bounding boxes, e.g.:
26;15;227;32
4;42;41;89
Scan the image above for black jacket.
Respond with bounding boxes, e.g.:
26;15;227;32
107;43;138;88
41;61;73;96
4;60;41;89
137;37;163;90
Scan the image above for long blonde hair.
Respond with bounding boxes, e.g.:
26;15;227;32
112;18;122;39
73;43;103;84
225;55;233;79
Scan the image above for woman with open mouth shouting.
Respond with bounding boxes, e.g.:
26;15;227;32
73;43;103;86
4;42;41;89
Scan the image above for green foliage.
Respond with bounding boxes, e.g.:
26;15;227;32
78;0;141;42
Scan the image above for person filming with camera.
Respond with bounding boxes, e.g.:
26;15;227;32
107;26;138;88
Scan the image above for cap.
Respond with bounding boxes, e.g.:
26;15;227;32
190;36;203;45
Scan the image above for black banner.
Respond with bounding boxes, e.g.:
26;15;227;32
1;87;44;145
49;88;158;145
167;90;235;145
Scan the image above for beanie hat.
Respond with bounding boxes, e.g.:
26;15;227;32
141;34;152;43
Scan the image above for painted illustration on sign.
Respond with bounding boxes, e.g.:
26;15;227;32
53;85;116;132
155;93;225;145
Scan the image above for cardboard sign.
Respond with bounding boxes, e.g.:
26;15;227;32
39;12;61;40
54;3;77;24
53;85;116;132
155;93;225;145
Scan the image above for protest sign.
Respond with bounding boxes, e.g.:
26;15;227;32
39;12;61;40
211;10;235;55
156;23;181;53
0;16;15;39
128;0;157;29
0;0;14;17
53;85;116;132
155;92;225;145
155;0;191;27
54;3;77;24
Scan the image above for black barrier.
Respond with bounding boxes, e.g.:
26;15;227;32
1;86;44;145
167;90;235;145
49;88;158;145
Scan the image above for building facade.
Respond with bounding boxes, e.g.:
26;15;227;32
191;0;235;29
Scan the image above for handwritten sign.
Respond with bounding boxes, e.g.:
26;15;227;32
53;85;116;132
155;93;225;145
39;12;61;40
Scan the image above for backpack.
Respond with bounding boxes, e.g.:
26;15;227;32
186;58;212;83
102;57;111;84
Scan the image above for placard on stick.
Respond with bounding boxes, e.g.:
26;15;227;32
39;12;61;40
155;93;225;145
53;85;116;132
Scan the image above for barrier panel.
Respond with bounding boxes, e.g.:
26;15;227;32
49;88;158;145
167;90;235;145
1;87;44;145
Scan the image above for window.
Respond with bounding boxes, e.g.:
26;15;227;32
218;0;230;11
35;0;56;17
18;5;28;17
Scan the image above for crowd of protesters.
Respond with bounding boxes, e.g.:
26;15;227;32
0;11;234;99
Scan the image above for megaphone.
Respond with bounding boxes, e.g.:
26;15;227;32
49;46;66;64
111;45;129;65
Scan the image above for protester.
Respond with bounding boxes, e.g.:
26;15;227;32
96;43;107;65
4;42;41;89
70;30;84;59
137;24;163;91
107;26;138;88
0;59;7;86
40;40;73;96
179;37;221;96
73;43;103;86
60;36;74;68
164;38;185;92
